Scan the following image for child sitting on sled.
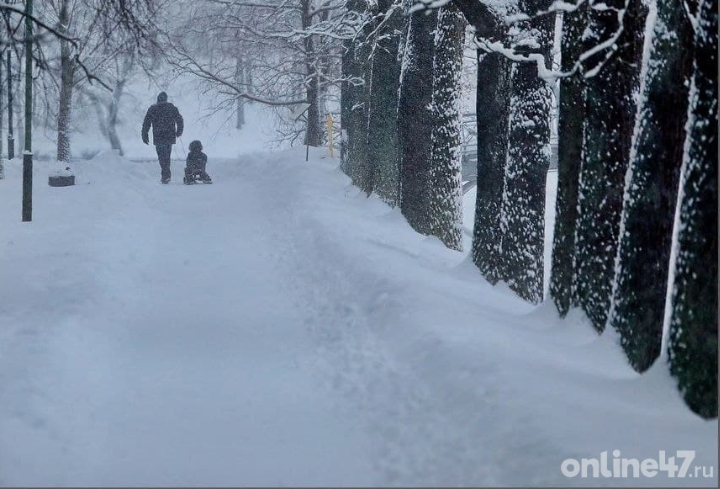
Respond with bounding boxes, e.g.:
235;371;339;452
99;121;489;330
184;140;212;184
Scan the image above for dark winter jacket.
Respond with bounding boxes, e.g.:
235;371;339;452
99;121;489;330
142;99;184;145
186;149;208;172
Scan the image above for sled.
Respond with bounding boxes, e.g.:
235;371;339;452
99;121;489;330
183;177;213;185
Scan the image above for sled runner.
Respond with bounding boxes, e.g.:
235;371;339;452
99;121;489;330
183;173;213;185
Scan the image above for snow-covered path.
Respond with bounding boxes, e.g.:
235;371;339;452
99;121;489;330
0;150;716;486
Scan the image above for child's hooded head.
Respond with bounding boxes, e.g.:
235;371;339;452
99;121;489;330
189;140;203;152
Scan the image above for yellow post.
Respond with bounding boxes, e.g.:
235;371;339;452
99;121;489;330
326;114;334;158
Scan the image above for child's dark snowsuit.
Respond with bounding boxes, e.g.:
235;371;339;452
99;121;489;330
184;140;211;183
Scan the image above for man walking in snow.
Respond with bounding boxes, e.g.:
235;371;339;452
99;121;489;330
142;92;184;184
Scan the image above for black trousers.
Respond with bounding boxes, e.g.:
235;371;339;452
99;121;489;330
185;160;209;181
155;143;173;180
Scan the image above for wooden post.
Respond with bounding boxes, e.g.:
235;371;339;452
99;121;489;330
326;114;334;158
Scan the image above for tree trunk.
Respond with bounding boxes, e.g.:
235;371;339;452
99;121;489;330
499;1;554;303
316;9;332;137
353;2;378;194
56;0;74;163
237;98;245;130
235;55;245;130
366;0;403;204
305;71;322;147
427;4;465;250
667;0;718;419
107;79;126;156
398;4;438;234
472;49;511;284
573;0;647;331
549;7;587;315
0;53;4;180
339;22;354;175
301;0;322;147
455;0;510;282
244;55;254;99
608;0;695;371
340;0;371;188
350;0;377;194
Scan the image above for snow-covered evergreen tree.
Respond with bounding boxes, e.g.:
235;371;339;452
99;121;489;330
499;1;554;303
471;51;511;284
573;0;647;331
549;6;587;316
667;0;718;419
427;4;465;251
341;0;372;190
457;3;509;283
397;4;437;234
609;0;695;371
366;0;404;204
340;7;358;177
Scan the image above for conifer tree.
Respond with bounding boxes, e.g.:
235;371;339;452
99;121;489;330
471;51;511;283
398;5;437;234
549;6;587;315
366;0;404;204
427;4;466;251
499;0;554;303
341;0;372;190
448;2;509;281
573;0;647;331
668;0;718;419
609;0;695;371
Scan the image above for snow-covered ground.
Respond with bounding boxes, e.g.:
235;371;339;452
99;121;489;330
0;149;716;486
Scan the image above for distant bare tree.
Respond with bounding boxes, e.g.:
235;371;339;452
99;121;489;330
160;0;353;146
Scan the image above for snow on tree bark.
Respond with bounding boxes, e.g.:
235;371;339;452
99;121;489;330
340;7;356;177
366;0;404;204
427;4;465;251
0;54;3;180
499;1;554;303
667;0;718;419
608;0;695;371
301;0;323;148
398;5;437;234
341;0;371;188
56;0;75;163
356;17;376;195
472;51;512;284
0;63;3;180
235;55;246;130
549;7;587;315
446;0;507;279
573;0;647;331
